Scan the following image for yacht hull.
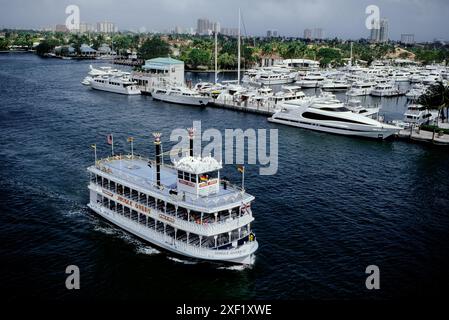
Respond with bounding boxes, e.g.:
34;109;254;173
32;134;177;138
322;86;349;92
296;81;322;88
152;92;210;106
258;78;295;85
346;89;373;96
88;203;257;264
91;83;141;95
268;117;398;139
371;90;400;97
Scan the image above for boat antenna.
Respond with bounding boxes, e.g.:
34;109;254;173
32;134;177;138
214;28;218;84
237;8;241;85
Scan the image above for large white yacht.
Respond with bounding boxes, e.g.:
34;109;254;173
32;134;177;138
403;104;437;126
346;80;377;96
82;65;124;86
370;82;403;97
406;83;427;100
90;75;141;95
321;79;350;91
257;71;297;85
296;72;326;88
152;86;210;106
87;132;258;264
268;99;400;139
345;99;380;119
268;85;306;104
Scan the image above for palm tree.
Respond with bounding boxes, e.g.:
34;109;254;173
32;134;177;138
283;42;306;59
418;81;449;124
417;81;449;140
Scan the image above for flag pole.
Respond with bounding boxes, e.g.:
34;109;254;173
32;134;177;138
111;134;114;156
242;165;245;191
131;138;134;158
91;144;97;165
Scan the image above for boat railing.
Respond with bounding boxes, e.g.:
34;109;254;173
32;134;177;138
93;155;249;209
89;182;253;235
91;203;256;257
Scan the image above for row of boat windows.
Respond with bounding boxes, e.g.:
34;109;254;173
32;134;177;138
406;114;431;119
302;112;369;125
274;117;372;132
92;174;243;223
94;80;135;88
94;79;124;87
177;170;218;182
96;195;252;250
270;96;303;103
319;107;350;112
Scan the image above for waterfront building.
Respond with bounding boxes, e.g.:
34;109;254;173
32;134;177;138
260;53;283;67
79;44;97;56
379;19;389;43
303;28;312;40
283;59;320;70
221;27;239;37
55;24;69;33
174;26;183;34
79;22;95;33
401;34;415;45
97;43;114;56
196;18;218;35
97;21;117;33
370;26;380;42
132;57;185;94
313;28;323;40
266;29;278;38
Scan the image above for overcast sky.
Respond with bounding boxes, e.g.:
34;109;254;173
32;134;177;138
0;0;447;41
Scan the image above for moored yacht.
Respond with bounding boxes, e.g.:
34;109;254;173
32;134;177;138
406;83;427;100
82;65;124;86
152;86;210;106
370;82;403;97
345;99;380;119
321;79;350;91
346;80;377;96
403;104;437;125
268;99;400;139
296;72;325;88
90;75;141;95
268;85;305;104
257;71;297;85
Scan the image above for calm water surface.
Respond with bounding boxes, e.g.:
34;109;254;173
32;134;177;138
0;53;448;300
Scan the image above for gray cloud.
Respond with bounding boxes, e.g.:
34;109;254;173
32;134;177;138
0;0;448;41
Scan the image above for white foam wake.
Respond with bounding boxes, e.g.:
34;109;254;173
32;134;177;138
167;256;198;265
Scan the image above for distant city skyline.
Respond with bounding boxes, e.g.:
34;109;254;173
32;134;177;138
0;0;448;41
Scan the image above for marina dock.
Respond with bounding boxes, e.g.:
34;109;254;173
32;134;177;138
397;127;449;145
210;100;277;115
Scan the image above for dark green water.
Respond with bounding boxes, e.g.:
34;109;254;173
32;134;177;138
0;53;448;300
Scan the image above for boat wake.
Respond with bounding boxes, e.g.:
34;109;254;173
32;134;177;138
93;225;118;235
167;256;198;265
135;246;160;255
93;224;161;255
217;264;253;271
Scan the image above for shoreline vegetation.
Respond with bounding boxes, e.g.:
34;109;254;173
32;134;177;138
0;29;448;70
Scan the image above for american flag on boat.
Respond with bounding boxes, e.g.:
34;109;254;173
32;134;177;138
107;134;113;145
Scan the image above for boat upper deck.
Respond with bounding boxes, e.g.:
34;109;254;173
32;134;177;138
88;155;253;213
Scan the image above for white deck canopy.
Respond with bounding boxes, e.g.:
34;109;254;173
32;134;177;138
174;156;222;175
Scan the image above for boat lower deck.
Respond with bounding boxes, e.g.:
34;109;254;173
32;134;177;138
88;202;258;264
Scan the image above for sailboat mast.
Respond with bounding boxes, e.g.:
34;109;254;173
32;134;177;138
215;28;218;84
237;8;241;85
350;41;353;67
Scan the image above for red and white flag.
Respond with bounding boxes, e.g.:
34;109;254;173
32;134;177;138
107;134;113;145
